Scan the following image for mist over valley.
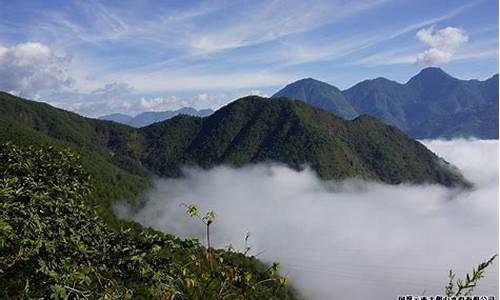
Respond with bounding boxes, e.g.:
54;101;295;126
118;139;499;299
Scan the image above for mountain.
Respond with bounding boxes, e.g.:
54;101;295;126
272;78;358;119
99;107;214;127
0;92;470;194
403;68;498;138
273;68;499;139
343;77;413;131
139;96;468;187
99;112;133;124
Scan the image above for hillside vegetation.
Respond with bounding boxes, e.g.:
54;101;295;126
141;96;468;187
0;142;296;299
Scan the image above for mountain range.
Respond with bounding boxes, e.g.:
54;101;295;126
273;67;499;139
99;107;213;127
0;91;469;200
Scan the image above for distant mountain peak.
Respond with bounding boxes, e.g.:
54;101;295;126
372;77;393;83
272;77;357;118
352;77;402;89
296;77;324;83
408;67;455;84
98;107;213;127
290;77;340;89
421;66;445;72
100;113;133;123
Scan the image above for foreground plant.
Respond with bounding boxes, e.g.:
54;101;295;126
445;254;497;297
182;204;215;249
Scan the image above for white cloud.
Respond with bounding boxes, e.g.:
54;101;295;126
416;26;469;65
0;42;73;97
137;93;228;112
417;27;469;51
113;70;292;92
117;139;499;299
44;86;234;117
246;90;269;98
132;89;273;114
121;90;269;114
42;82;135;117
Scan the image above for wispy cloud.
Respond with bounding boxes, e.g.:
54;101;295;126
455;48;498;61
107;0;484;83
184;0;389;54
355;48;418;66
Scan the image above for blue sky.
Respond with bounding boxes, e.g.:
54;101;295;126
0;0;498;116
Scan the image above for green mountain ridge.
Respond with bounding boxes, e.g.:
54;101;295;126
140;96;468;187
0;92;469;192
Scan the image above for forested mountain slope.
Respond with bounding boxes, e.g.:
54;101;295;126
0;92;469;191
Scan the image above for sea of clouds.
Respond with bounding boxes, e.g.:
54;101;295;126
116;139;498;299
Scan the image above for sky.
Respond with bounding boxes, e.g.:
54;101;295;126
0;0;498;116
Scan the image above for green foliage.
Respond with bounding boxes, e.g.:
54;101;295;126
0;143;297;299
445;254;497;297
182;203;216;251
